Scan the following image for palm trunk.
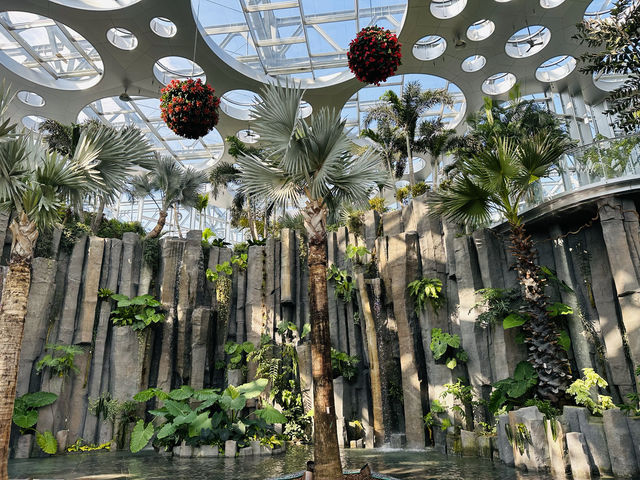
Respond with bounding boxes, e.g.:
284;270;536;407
91;198;105;234
0;213;39;480
510;222;572;403
174;206;183;239
147;209;168;239
405;133;415;186
303;200;342;480
246;198;259;241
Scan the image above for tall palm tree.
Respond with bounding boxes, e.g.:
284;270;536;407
129;156;207;239
415;120;458;187
360;119;406;184
429;132;574;403
0;86;98;480
364;81;453;186
235;82;381;480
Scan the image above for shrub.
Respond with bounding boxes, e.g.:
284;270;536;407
107;293;166;332
331;348;359;382
368;197;387;214
408;277;445;314
36;344;84;378
567;368;615;416
410;181;428;197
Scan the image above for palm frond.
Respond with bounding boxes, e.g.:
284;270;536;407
428;176;496;226
179;167;208;207
236;152;300;205
209;162;241;198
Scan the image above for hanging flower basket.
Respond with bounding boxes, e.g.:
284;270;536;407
347;26;402;86
160;78;220;140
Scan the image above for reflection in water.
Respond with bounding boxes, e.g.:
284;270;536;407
10;445;556;480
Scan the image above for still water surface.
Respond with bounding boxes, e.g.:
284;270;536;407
10;445;557;480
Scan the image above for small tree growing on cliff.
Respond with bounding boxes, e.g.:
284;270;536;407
429;132;574;404
129;156;207;238
235;82;381;480
0;85;98;480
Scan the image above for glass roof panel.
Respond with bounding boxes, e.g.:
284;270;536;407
505;25;551;58
342;73;466;137
48;0;142;10
535;55;576;82
78;96;224;170
193;0;407;86
153;56;206;85
0;11;103;90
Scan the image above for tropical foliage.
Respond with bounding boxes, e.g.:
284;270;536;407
36;344;84;378
429;328;467;370
103;292;166;332
408;277;445;314
13;392;59;455
574;0;640;133
566;368;616;416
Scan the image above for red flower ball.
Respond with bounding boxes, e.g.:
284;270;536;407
160;78;220;139
347;26;402;86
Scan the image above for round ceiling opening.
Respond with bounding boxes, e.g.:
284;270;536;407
220;90;262;121
403;157;426;175
505;25;551;58
17;91;45;107
461;55;486;72
191;0;408;87
237;129;260;144
150;17;177;38
48;0;141;10
482;72;517;95
0;11;103;90
107;27;138;50
540;0;566;8
584;0;616;19
467;20;495;41
535;55;576;82
413;36;447;61
153;57;205;85
430;0;467;19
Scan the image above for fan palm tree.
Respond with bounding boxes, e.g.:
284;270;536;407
129;156;207;238
429;132;574;404
0;86;99;480
79;124;154;232
364;81;453;186
235;82;382;480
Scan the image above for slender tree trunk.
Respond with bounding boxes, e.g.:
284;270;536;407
303;200;342;480
510;222;572;404
0;213;38;480
146;209;168;239
91;197;105;234
246;198;259;241
174;206;183;239
405;133;415;186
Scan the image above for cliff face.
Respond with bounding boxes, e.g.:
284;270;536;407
3;193;640;457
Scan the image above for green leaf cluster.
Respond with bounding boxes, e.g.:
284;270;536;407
430;328;467;369
331;348;360;382
566;368;615;416
488;361;538;414
13;391;58;455
206;261;233;282
130;379;285;453
327;264;355;302
36;344;84;378
474;288;524;328
107;293;166;332
224;341;255;368
408;278;445;314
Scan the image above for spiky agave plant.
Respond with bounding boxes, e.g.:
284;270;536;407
429;133;574;404
235;82;382;480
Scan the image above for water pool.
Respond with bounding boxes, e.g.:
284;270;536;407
9;446;555;480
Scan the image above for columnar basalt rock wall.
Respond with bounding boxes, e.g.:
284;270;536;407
3;192;640;468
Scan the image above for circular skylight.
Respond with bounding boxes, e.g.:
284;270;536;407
584;0;616;19
191;0;407;87
299;101;313;119
107;27;138;50
461;55;486;72
535;55;576;82
466;20;495;41
150;17;177;38
482;72;517;95
540;0;566;8
17;91;45;107
21;115;47;130
413;36;447;61
342;73;466;136
505;25;551;58
430;0;467;19
48;0;141;10
404;157;426;175
78;96;223;169
237;129;260;144
593;71;628;92
153;57;205;85
0;11;103;90
220;90;262;121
